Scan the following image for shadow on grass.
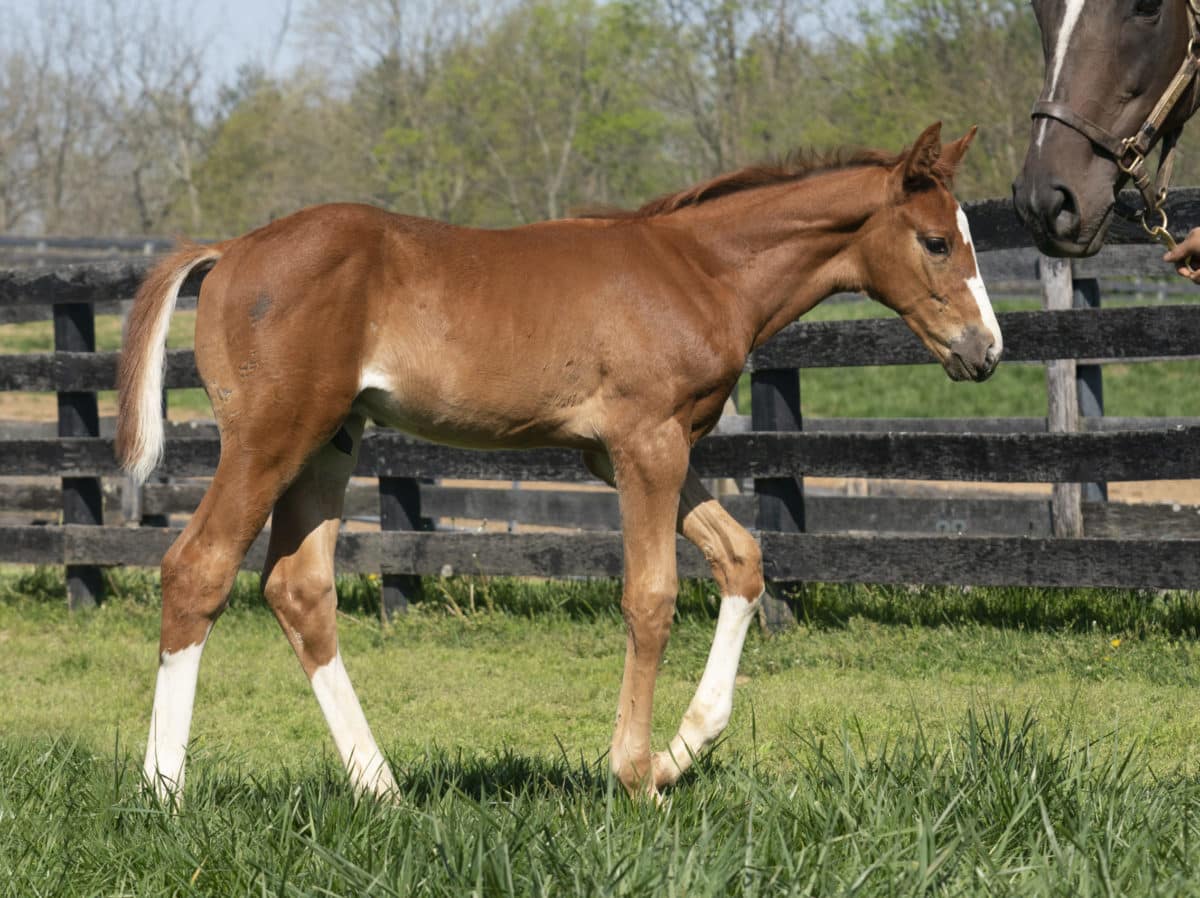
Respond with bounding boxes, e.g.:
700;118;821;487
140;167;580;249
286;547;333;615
390;746;614;803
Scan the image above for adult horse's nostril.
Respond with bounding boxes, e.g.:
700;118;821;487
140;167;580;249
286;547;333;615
1048;183;1080;241
1020;179;1082;243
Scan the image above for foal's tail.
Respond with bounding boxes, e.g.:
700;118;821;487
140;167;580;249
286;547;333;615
116;242;223;484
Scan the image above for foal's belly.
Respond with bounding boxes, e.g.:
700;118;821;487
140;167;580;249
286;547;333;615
350;370;605;452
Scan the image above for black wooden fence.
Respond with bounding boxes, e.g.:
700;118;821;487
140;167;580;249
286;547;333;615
4;190;1200;611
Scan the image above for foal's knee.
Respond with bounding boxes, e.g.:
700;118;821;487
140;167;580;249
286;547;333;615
622;582;678;650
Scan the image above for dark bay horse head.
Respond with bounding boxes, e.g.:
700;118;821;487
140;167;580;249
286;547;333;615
1013;0;1200;256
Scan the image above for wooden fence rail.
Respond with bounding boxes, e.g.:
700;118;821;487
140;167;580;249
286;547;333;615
4;188;1200;609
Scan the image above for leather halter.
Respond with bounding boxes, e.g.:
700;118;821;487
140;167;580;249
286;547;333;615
1031;0;1200;249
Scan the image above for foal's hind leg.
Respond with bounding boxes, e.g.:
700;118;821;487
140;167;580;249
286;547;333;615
652;469;763;788
144;448;303;799
261;415;398;799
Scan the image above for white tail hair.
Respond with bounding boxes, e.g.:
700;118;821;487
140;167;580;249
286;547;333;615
116;244;222;484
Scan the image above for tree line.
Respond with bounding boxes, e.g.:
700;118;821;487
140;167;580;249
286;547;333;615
2;0;1178;239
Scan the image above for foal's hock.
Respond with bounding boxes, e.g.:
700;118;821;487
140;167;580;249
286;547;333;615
119;122;999;802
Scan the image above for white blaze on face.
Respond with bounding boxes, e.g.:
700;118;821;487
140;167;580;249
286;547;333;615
956;205;1003;356
1037;0;1087;149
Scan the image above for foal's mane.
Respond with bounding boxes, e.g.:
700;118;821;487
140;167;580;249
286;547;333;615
580;145;953;220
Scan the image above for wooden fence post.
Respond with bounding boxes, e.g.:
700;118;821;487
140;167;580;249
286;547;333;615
750;368;802;629
378;476;428;619
54;302;103;608
1074;277;1107;502
1040;257;1083;537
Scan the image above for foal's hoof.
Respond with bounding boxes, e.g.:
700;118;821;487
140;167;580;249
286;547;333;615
614;763;665;806
629;781;666;808
653;751;692;791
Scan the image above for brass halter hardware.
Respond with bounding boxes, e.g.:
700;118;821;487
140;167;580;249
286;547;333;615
1031;2;1200;257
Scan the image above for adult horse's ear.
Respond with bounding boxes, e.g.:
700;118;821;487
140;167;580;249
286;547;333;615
940;125;978;176
896;121;944;194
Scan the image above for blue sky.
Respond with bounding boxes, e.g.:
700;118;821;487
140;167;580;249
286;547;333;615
4;0;863;95
6;0;301;85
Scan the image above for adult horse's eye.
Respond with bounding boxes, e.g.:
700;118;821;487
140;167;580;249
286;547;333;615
1133;0;1162;17
921;235;950;256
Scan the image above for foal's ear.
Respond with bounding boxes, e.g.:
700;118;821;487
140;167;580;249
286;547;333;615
896;121;944;194
940;125;978;175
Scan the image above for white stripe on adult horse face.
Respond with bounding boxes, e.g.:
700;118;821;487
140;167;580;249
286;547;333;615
956;205;1003;356
310;652;398;798
143;631;209;800
657;593;761;781
1037;0;1088;149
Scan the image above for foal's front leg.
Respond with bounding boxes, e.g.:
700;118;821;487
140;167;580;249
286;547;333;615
606;426;690;798
652;469;764;789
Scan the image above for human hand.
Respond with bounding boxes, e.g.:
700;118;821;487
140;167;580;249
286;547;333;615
1164;228;1200;283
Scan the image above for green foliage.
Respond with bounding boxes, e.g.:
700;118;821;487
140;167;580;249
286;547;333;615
17;0;1200;235
136;0;1066;237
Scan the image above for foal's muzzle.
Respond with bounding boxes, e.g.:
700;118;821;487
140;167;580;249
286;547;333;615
946;326;1000;383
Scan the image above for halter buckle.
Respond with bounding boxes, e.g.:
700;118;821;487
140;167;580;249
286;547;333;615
1118;136;1146;178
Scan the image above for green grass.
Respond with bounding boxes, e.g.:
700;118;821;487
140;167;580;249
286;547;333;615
5;572;1200;894
7;713;1200;896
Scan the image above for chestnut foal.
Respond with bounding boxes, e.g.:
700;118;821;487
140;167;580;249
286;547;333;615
118;122;1000;802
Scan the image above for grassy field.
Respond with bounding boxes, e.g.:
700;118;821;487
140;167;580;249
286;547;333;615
5;570;1200;895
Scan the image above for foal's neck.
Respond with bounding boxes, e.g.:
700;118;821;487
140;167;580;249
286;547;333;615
669;166;887;351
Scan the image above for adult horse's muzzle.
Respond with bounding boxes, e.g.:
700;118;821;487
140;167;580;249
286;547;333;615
945;326;1001;383
1011;96;1128;258
1012;152;1118;258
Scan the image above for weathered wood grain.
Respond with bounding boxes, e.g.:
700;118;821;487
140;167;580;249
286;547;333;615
0;235;174;252
760;533;1200;589
750;305;1200;371
0;348;197;391
0;260;207;307
6;428;1200;482
1042;257;1083;538
798;415;1200;433
21;481;1182;542
12;524;1200;590
689;429;1200;482
0;526;64;565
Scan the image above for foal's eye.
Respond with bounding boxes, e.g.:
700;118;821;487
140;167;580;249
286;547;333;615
1133;0;1162;17
921;235;950;257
